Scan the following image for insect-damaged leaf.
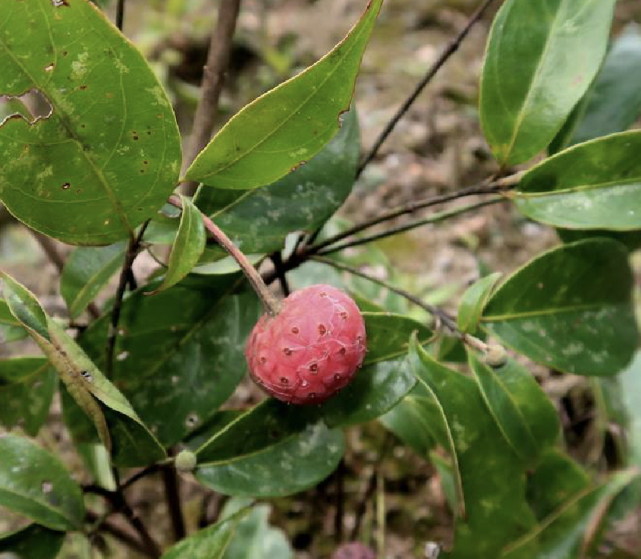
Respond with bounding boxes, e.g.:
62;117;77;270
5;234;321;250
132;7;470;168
0;0;181;245
184;0;382;190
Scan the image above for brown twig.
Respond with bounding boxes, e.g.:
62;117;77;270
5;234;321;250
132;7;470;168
182;0;243;195
270;251;291;297
311;256;487;352
106;223;149;375
309;173;521;255
116;0;126;31
357;0;498;176
86;510;153;558
162;452;186;542
168;196;280;316
316;198;502;256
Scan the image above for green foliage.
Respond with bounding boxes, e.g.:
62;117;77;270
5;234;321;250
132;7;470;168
0;524;65;559
457;272;501;334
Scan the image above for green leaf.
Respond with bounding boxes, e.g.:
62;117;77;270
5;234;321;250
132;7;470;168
457;273;501;334
222;504;293;559
551;25;641;153
1;274;49;340
468;353;560;464
321;356;416;427
503;469;639;558
160;508;249;559
195;400;345;497
194;108;360;254
409;337;536;557
0;0;181;245
362;312;432;365
0;434;85;531
480;0;615;166
80;276;262;447
0;524;65;559
61;243;126;319
482;239;638;376
0;357;57;436
515;131;641;230
184;0;382;189
153;195;206;293
0;299;27;343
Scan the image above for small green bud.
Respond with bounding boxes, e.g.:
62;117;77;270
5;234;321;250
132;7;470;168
175;450;197;473
484;343;508;368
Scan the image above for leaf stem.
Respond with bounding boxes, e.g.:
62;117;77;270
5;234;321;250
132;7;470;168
162;451;186;542
168;195;280;316
116;0;126;32
86;510;154;558
357;0;498;176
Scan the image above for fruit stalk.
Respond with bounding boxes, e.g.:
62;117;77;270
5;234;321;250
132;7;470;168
168;195;280;316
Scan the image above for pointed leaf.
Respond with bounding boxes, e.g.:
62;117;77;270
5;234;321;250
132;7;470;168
0;299;26;343
515;131;641;230
409;337;536;557
0;434;85;531
0;0;181;244
153;195;206;293
0;524;65;559
457;272;501;334
1;274;49;340
184;0;383;189
480;0;615;165
362;312;433;365
469;353;560;464
194;108;360;254
0;357;57;436
61;242;127;319
482;239;637;376
195;400;345;497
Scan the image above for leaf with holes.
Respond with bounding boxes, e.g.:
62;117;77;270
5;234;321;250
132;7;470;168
482;239;638;376
469;353;560;465
61;242;126;319
457;272;501;334
194;400;344;497
480;0;615;166
0;0;181;245
79;275;262;447
0;357;57;436
184;0;382;190
0;434;84;531
0;524;65;559
514;131;641;230
153;195;206;294
193;108;360;254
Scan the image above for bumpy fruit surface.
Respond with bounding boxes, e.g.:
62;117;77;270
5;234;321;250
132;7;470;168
245;284;367;405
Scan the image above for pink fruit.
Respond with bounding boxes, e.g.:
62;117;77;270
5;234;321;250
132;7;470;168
331;542;376;559
245;284;367;405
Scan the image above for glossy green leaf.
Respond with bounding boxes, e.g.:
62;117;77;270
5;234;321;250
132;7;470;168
195;400;345;497
0;0;181;245
362;312;432;365
503;469;639;558
160;508;249;559
1;274;49;340
321;356;416;427
222;504;293;559
80;276;262;447
0;435;84;531
515;131;641;230
480;0;615;165
551;25;641;153
153;195;206;293
194;109;359;254
469;353;560;464
0;357;57;436
0;299;26;343
409;338;536;557
184;0;382;189
0;524;65;559
61;242;126;319
457;273;501;334
482;239;637;376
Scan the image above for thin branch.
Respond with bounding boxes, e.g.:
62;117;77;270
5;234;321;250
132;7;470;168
86;510;153;558
182;0;243;195
311;256;487;352
106;222;149;375
309;173;521;255
316;198;501;256
357;0;498;176
270;251;290;297
168;195;280;316
162;456;186;542
116;0;126;32
30;231;101;319
121;464;163;491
